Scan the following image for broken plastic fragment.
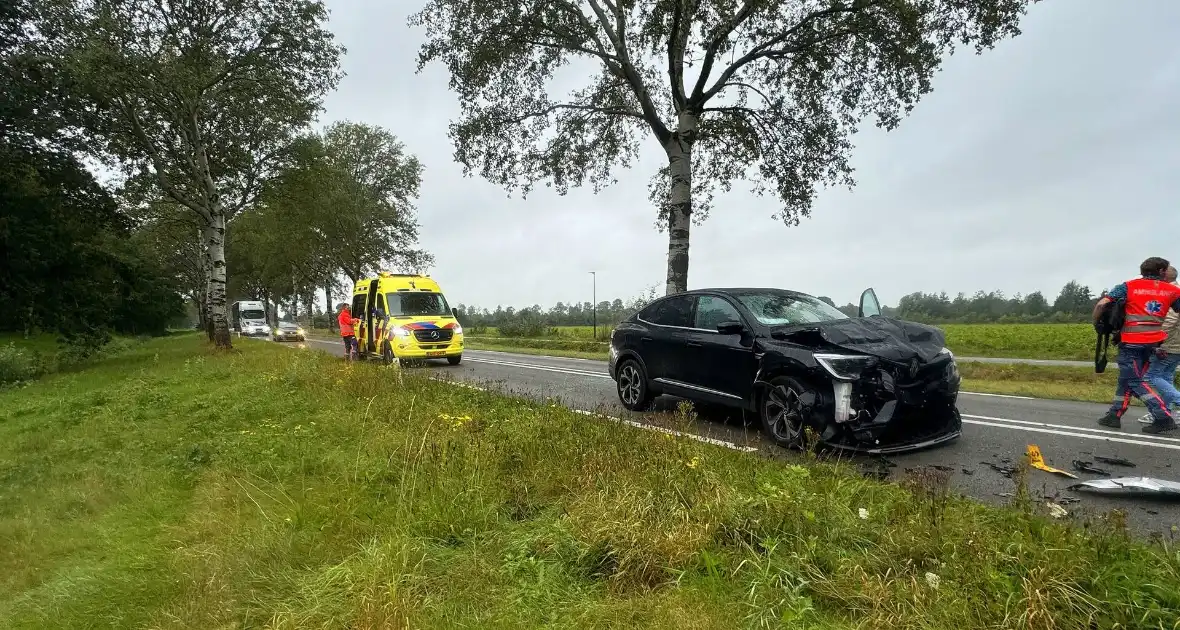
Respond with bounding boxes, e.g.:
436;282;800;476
1067;477;1180;497
1046;502;1068;518
1093;455;1136;468
1025;444;1078;479
1071;460;1111;477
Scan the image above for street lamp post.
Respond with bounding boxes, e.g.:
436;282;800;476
589;271;597;340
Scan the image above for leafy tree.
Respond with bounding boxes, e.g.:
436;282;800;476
412;0;1034;295
63;0;343;347
1;1;183;346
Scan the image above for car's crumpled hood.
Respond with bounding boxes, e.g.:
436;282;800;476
777;317;946;363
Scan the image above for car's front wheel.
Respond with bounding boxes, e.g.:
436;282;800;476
615;359;654;411
760;376;816;450
381;341;395;366
447;354;462;366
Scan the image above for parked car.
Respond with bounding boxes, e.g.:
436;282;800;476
607;287;961;454
271;321;306;343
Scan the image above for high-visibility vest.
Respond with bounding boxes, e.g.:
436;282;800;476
1121;278;1180;344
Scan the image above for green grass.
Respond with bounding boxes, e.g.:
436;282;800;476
3;336;1180;628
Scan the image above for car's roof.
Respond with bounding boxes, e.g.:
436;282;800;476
681;288;814;298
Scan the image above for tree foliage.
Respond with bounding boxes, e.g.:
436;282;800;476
63;0;343;346
225;122;430;320
412;0;1035;294
1;0;183;346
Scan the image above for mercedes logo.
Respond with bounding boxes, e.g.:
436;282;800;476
429;330;439;340
908;358;920;378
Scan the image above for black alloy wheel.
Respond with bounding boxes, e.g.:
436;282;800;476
760;376;814;449
615;359;653;411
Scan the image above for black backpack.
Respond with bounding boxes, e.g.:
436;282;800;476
1093;293;1124;373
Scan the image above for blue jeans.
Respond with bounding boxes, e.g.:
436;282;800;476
1146;351;1180;409
1109;344;1174;422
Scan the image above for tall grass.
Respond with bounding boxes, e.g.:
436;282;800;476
3;337;1178;628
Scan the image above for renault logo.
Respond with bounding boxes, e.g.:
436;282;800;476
908;358;920;378
429;330;439;340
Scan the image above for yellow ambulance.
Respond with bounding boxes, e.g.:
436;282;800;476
350;272;464;366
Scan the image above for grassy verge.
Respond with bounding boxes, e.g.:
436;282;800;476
2;336;1178;628
0;333;145;386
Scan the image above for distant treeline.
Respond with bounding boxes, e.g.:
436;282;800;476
453;280;1100;333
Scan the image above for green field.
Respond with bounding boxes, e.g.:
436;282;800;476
477;324;1095;361
2;335;1178;628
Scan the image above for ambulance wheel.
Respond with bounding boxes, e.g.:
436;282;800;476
448;354;462;366
381;341;394;366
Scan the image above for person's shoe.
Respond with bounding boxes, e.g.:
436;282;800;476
1097;413;1121;429
1137;412;1154;424
1142;420;1178;434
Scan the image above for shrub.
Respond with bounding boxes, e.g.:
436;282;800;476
0;344;44;385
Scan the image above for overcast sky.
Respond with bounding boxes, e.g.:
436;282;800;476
317;0;1180;310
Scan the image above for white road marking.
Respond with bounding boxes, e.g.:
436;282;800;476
962;418;1180;452
960;391;1035;400
465;356;610;379
570;409;758;452
962;413;1180;444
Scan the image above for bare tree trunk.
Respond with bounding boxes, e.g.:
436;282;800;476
202;225;216;341
206;211;232;348
663;114;696;295
325;282;335;332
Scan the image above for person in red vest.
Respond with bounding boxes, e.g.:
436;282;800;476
337;304;359;360
1093;257;1180;433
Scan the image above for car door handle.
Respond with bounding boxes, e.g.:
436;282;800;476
641;336;654;342
686;341;702;347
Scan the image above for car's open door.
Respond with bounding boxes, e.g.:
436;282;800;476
858;288;882;318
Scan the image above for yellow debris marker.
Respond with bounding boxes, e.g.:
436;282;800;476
1026;444;1078;479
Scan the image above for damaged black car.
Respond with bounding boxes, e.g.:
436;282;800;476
607;287;962;454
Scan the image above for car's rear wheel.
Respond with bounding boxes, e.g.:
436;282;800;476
615;359;653;411
760;376;815;450
448;354;462;366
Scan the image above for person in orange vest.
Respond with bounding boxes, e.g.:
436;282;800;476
337;303;359;360
1093;257;1180;433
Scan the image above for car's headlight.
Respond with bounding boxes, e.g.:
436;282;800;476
939;347;953;358
814;353;877;381
391;327;410;338
453;324;463;335
296;328;305;335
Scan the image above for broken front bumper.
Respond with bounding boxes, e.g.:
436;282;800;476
820;357;962;454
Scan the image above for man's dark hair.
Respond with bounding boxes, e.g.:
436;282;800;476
1141;257;1170;277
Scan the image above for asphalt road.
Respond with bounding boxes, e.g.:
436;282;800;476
288;338;1179;536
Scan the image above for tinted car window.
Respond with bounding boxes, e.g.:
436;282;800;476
735;291;849;326
694;295;742;330
640;295;695;328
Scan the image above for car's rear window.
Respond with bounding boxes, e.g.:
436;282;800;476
734;292;848;326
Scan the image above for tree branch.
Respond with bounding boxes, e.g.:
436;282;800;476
667;0;693;112
584;0;670;140
689;0;759;103
695;3;876;105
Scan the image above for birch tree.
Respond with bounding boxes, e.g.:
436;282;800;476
64;0;342;346
412;0;1034;294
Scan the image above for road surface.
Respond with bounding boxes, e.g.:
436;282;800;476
291;338;1178;536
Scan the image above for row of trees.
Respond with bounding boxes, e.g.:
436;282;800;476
456;280;1102;333
3;0;428;348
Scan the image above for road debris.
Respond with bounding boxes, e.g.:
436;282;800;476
1026;444;1078;479
961;468;974;476
1046;502;1068;518
1093;455;1136;468
1067;477;1180;497
1071;460;1111;477
980;461;1016;478
1055;496;1081;505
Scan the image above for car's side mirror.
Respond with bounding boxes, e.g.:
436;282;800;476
451;307;459;318
717;321;744;335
